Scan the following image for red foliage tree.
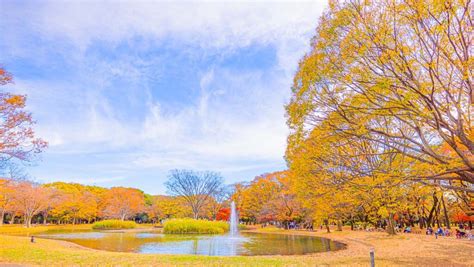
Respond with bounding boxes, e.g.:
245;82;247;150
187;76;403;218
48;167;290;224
216;207;230;221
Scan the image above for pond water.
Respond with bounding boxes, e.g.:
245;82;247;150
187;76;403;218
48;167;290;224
37;230;345;256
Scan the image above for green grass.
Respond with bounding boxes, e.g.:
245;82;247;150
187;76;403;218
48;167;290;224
0;224;92;236
163;219;229;234
92;220;137;230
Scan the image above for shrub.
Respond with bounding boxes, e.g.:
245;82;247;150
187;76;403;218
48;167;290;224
92;220;137;230
163;218;229;234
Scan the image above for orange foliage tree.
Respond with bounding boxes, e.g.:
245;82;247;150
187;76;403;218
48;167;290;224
0;67;47;170
11;181;50;227
101;187;145;221
0;178;15;225
233;171;303;225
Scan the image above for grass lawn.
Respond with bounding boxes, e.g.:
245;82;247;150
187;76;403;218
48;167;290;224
0;224;93;235
0;224;473;266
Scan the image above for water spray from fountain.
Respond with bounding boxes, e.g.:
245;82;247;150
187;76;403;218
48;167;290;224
229;201;239;236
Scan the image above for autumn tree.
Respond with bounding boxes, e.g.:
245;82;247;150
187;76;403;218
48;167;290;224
0;67;47;172
268;171;305;227
148;195;192;222
101;187;145;221
0;68;46;226
165;169;224;219
147;196;164;223
44;182;106;224
11;181;50;227
0;178;14;225
234;175;278;223
206;185;232;220
51;190;97;224
286;0;473;225
289;112;440;232
216;207;231;221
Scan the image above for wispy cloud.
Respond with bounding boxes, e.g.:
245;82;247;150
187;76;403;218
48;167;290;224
0;0;327;193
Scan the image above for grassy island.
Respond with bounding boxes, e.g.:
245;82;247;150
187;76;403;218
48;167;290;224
92;220;137;230
163;219;229;234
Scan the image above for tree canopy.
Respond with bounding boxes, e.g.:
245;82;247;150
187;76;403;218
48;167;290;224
285;0;473;231
165;169;225;219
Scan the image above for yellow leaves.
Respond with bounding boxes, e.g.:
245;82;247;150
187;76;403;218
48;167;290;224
377;206;389;218
286;0;472;201
46;182;103;221
0;179;15;210
149;195;192;219
410;0;430;19
4;95;25;107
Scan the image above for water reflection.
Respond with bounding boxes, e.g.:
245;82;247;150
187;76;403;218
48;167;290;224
38;231;345;256
140;235;249;256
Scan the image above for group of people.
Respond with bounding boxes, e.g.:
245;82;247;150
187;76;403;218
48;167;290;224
425;226;450;238
454;228;471;239
263;220;473;240
424;224;473;240
400;223;473;240
260;221;314;230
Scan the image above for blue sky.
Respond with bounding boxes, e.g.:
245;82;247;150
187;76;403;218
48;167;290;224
0;0;326;194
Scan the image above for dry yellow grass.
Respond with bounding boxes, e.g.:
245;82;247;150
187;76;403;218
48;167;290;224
249;226;474;266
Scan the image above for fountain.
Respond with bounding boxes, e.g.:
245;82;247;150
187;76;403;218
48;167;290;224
229;201;239;236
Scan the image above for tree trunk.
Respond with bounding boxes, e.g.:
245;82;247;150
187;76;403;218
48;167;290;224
42;212;48;225
441;195;451;229
419;216;425;229
406;210;415;227
386;213;396;235
0;210;4;226
25;215;32;228
419;206;426;229
9;214;15;224
324;219;330;233
435;201;441;228
336;220;342;231
427;193;438;227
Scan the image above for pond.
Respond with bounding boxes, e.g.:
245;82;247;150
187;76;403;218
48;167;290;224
36;230;345;256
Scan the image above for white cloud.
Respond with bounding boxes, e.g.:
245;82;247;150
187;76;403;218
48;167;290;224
2;1;326;66
135;66;291;165
0;0;327;188
40;175;128;185
32;1;324;50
